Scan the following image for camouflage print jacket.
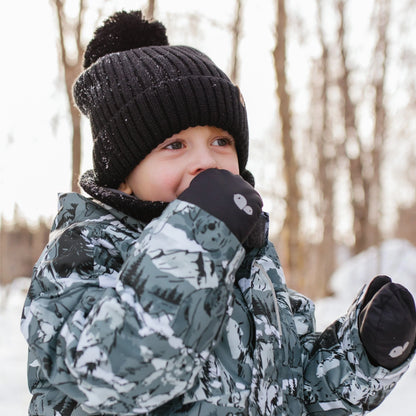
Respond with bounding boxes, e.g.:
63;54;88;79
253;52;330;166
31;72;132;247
21;193;413;415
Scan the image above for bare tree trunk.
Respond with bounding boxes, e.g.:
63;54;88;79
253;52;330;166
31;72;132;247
230;0;243;84
337;0;370;254
370;0;390;246
145;0;156;19
52;0;85;193
273;0;304;288
314;0;336;297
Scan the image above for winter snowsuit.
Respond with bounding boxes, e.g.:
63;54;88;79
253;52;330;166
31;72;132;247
21;192;412;415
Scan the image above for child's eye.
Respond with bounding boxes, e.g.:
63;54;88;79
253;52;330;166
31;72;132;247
164;141;184;150
213;137;233;147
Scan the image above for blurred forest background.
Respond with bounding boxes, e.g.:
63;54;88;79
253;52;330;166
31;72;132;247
1;0;416;300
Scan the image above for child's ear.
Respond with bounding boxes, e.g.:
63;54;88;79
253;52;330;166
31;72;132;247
118;181;133;195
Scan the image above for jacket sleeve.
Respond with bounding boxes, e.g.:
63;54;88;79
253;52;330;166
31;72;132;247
296;284;415;415
21;200;245;414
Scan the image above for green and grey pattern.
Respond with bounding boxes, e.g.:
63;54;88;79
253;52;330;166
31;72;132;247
21;193;413;415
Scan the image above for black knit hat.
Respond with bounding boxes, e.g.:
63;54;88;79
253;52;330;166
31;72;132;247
74;10;250;191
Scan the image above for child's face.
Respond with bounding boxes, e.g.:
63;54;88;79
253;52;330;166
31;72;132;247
118;125;239;202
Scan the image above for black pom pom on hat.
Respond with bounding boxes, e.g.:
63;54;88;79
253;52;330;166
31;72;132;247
83;10;168;69
74;10;249;197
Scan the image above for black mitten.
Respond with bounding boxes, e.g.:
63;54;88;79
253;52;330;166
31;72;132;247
359;275;416;370
178;169;263;243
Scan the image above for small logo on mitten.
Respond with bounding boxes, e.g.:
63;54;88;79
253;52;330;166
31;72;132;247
233;194;253;215
389;341;410;358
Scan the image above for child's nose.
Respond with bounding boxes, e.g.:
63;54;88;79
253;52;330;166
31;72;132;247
188;149;217;176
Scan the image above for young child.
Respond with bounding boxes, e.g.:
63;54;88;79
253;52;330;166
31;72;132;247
21;10;415;416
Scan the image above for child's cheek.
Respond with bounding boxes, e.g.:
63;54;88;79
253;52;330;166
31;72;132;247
158;171;184;201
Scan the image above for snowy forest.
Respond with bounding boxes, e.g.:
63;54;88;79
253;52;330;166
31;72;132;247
1;0;416;413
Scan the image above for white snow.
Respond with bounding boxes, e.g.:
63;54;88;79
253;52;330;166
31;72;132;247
0;278;32;414
0;239;415;414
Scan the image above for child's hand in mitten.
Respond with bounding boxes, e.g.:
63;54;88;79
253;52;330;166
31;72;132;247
178;168;263;243
359;275;416;370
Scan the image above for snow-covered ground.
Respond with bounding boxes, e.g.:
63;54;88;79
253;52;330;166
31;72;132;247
0;239;415;415
0;277;32;415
